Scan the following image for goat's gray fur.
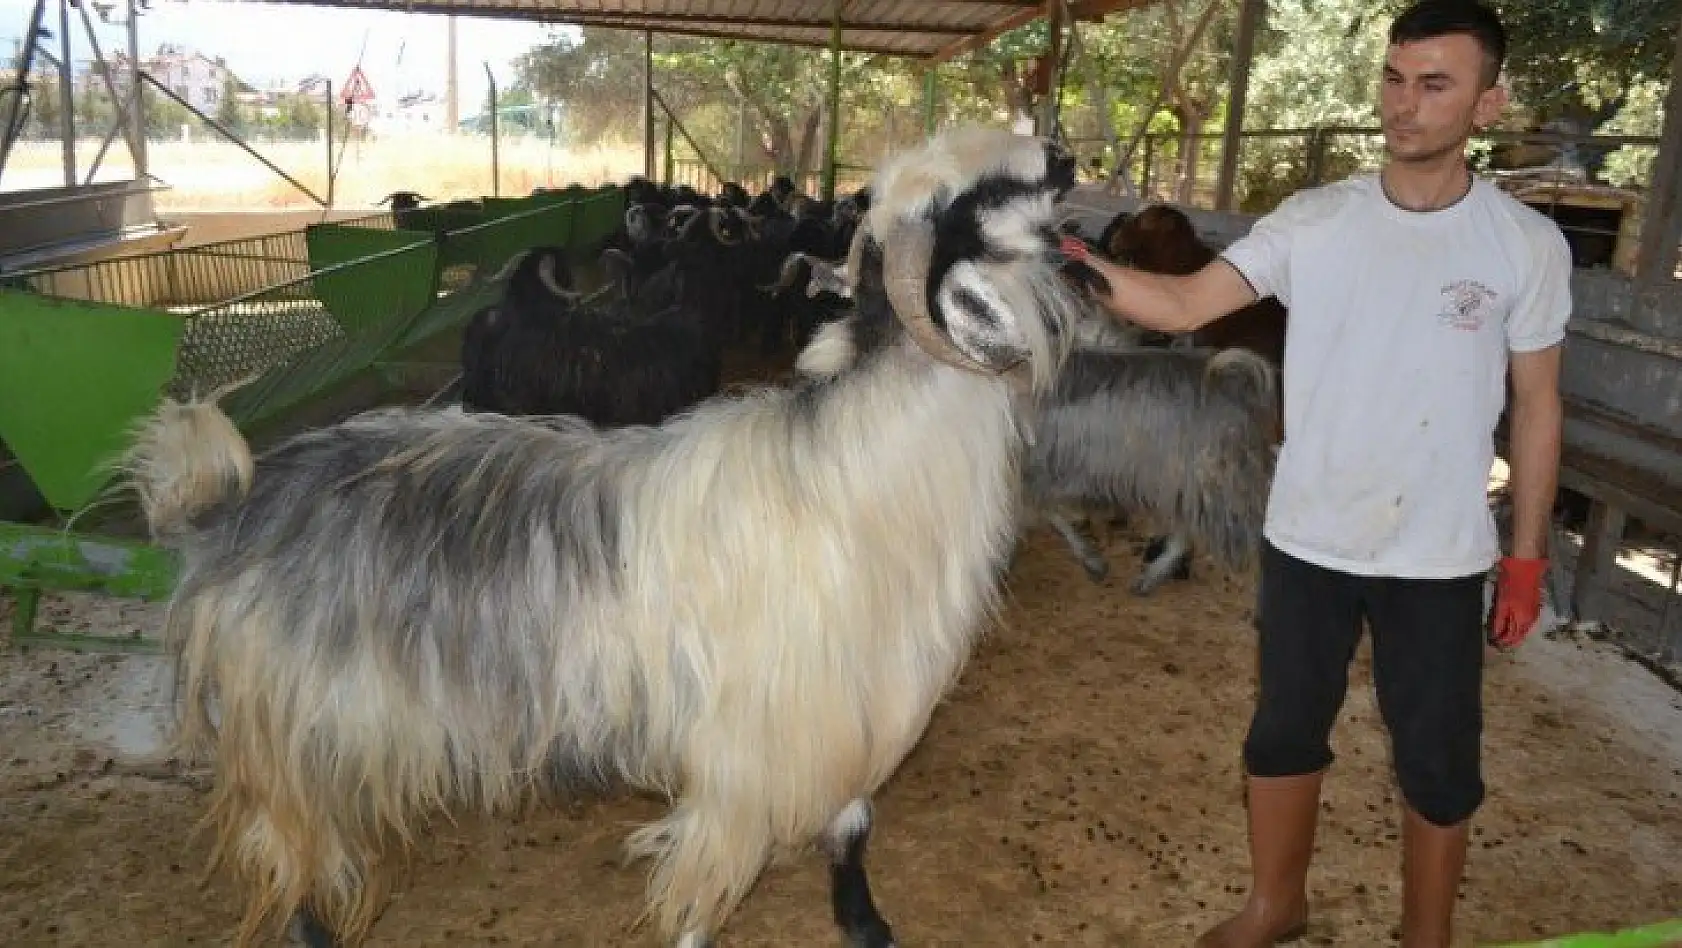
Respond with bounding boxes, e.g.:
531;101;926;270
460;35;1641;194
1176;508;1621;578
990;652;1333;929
119;124;1081;948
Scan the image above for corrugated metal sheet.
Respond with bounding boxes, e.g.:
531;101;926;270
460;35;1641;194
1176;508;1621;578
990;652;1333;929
238;0;1088;60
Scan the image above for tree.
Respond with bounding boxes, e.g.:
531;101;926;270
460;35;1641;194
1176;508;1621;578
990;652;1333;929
1496;0;1680;131
216;75;244;133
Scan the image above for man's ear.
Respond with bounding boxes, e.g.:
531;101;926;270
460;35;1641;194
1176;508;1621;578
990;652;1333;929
1474;80;1508;130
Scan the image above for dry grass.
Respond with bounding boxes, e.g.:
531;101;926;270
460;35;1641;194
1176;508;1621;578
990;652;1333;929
3;133;647;210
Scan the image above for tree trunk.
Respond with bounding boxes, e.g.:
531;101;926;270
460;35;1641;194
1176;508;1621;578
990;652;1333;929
793;102;825;185
760;113;794;174
1112;0;1223;188
998;59;1037;128
1175;104;1204;204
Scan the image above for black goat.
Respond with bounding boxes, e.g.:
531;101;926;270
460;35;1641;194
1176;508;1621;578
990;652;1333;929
459;247;722;427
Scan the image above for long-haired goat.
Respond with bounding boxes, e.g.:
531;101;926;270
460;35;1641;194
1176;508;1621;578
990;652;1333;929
1079;204;1290;591
1023;338;1278;593
120;125;1081;948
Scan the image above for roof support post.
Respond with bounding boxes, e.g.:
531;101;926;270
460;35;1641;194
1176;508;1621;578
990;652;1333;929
57;0;75;187
127;0;147;178
1214;0;1263;211
1036;0;1064;138
643;29;655;180
821;0;842;202
1635;13;1682;287
923;66;937;137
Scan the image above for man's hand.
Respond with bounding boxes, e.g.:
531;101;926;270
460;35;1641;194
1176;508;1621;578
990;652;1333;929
1489;556;1548;648
1059;235;1090;262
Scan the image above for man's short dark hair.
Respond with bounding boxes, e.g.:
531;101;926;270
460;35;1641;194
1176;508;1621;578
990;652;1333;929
1389;1;1508;88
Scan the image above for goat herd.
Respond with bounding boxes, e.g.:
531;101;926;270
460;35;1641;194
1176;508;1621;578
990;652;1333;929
119;126;1290;948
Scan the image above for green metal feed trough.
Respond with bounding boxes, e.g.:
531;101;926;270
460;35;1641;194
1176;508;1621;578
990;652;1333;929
0;184;626;650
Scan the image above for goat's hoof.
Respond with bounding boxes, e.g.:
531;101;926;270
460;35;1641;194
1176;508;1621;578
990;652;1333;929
1129;576;1161;597
1081;560;1110;583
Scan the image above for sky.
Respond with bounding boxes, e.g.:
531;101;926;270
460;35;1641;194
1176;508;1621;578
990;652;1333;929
1;0;579;111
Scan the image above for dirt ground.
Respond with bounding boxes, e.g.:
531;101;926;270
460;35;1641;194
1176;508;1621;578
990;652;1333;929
3;516;1680;947
2;340;1679;947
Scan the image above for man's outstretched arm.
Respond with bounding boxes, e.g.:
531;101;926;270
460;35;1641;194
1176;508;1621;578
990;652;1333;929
1062;239;1260;335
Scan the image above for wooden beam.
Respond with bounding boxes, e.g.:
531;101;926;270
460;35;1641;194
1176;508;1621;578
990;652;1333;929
1214;0;1264;211
928;7;1045;61
1069;0;1151;19
535;16;925;57
522;10;976;34
1635;12;1682;285
1572;499;1628;623
925;0;1160;63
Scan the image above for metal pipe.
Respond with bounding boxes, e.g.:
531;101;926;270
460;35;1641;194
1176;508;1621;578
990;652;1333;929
652;89;726;186
140;71;328;207
0;0;50;180
57;0;74;187
74;0;141;176
127;0;144;178
486;62;500;196
821;0;841;202
643;29;654;179
663;111;673;185
325;80;334;207
923;66;936;137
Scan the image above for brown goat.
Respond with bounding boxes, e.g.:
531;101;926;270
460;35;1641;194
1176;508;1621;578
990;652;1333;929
1103;204;1288;433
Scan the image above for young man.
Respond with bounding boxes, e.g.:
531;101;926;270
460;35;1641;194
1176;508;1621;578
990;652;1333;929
1061;2;1571;946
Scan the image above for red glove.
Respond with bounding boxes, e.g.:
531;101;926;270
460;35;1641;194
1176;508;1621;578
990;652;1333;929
1059;235;1091;262
1489;556;1548;648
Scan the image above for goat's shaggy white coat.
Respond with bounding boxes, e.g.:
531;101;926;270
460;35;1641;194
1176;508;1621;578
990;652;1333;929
121;125;1080;947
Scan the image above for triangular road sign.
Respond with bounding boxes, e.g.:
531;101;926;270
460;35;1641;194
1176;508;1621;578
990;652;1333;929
342;65;376;104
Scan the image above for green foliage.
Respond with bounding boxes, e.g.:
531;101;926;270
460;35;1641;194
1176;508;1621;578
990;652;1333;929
216;75;244;134
1494;0;1680;125
1596;78;1665;188
508;1;1671;203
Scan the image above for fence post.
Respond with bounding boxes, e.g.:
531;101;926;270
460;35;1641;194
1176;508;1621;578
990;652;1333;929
1140;134;1154;199
1305;129;1328;187
663;117;674;186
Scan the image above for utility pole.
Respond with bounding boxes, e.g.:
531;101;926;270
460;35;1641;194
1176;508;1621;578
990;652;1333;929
445;14;458;132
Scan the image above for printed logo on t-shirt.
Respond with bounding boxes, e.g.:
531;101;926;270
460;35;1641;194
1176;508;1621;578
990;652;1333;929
1437;279;1498;331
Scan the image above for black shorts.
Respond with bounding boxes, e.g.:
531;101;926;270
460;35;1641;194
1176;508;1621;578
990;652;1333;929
1242;539;1488;827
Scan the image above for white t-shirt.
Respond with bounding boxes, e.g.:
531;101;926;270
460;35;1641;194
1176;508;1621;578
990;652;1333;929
1219;172;1573;579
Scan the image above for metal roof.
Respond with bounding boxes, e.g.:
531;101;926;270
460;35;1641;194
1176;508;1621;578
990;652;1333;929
241;0;1148;61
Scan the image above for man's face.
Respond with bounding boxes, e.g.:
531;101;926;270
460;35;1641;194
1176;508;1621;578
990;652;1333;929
1379;33;1507;165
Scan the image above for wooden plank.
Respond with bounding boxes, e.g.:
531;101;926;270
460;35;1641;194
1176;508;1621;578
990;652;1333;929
1572;500;1628;621
1569;318;1682;363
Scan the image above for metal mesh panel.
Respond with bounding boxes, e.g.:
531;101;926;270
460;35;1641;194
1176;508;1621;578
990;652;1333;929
2;231;311;309
170;295;345;400
171;241;442;422
334;210;399;230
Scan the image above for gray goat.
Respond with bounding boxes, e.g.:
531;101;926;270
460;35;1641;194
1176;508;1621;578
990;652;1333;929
798;308;1278;594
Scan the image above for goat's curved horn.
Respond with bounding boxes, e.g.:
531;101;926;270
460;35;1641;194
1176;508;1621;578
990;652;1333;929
878;218;995;379
873;217;1032;388
758;252;807;294
708;207;741;246
538;252;572;299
